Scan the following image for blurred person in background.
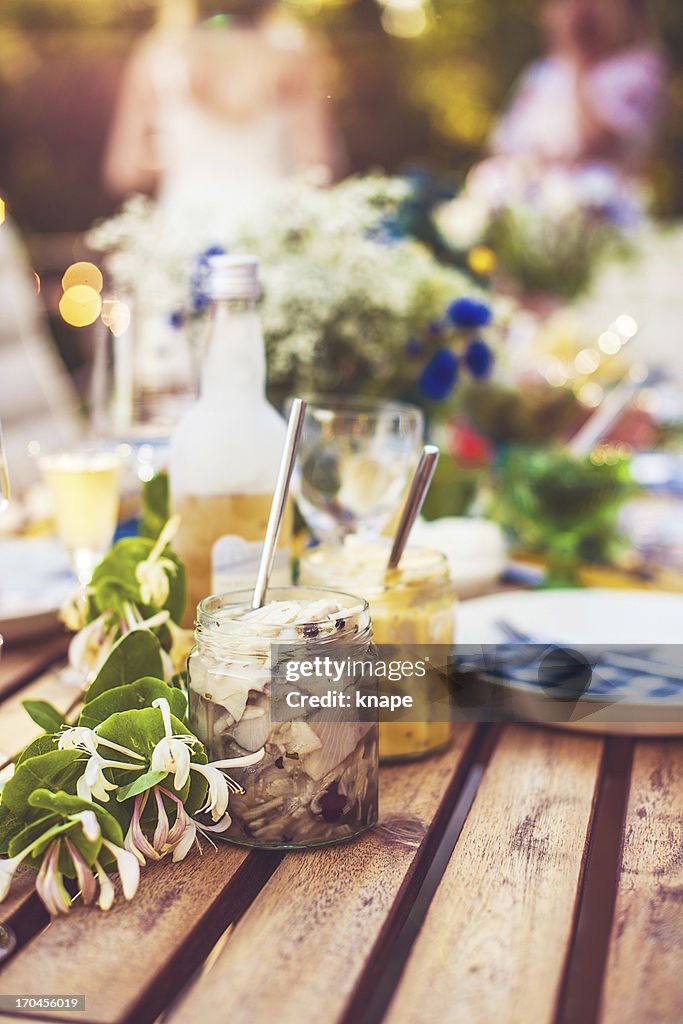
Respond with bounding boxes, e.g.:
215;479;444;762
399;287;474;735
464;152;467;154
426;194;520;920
492;0;667;176
103;0;341;227
0;219;80;497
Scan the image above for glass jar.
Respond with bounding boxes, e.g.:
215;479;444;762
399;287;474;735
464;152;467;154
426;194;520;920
300;541;456;762
188;587;378;849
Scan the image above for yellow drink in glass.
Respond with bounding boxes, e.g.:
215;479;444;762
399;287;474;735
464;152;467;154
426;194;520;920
301;539;456;761
40;451;121;583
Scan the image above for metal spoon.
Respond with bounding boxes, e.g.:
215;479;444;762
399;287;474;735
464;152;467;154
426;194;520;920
387;444;440;571
251;398;307;609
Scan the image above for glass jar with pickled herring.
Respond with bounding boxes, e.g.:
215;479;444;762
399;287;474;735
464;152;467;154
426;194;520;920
300;539;456;762
188;588;377;849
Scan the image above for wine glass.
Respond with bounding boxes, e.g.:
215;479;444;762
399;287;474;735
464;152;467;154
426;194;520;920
39;449;122;585
290;397;424;542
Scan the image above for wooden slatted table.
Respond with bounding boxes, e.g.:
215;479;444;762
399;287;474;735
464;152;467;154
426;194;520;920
1;633;682;1024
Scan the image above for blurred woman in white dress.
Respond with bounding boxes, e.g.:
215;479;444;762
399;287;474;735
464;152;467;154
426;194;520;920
103;0;340;233
492;0;667;175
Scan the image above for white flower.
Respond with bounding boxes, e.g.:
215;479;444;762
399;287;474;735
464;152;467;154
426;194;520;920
0;853;25;902
59;589;90;631
136;559;173;607
95;860;115;911
151;698;264;821
101;839;140;901
135;516;180;607
68;613;118;683
71;810;100;843
151;697;197;790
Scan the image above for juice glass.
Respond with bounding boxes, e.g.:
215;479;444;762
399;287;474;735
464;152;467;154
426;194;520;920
40;451;121;584
301;540;456;761
188;587;378;849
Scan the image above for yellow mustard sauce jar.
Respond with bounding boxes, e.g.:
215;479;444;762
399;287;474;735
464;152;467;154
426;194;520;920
300;539;456;761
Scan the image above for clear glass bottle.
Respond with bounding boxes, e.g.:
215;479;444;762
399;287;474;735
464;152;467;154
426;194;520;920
169;255;291;625
188;587;378;849
300;540;456;762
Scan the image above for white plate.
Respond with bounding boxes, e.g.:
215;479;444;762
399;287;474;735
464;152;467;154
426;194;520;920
457;589;683;735
0;539;75;643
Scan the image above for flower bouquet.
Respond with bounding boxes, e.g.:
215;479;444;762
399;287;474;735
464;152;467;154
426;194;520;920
88;174;487;404
434;158;643;306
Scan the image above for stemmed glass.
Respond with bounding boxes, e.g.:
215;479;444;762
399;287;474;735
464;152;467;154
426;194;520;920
39;449;122;585
290;397;424;543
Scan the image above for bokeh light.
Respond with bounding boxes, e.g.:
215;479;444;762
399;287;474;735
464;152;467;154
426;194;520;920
61;261;103;293
614;314;638;339
574;348;601;375
380;0;430;38
0;198;5;225
468;245;497;275
598;330;622;355
59;284;102;327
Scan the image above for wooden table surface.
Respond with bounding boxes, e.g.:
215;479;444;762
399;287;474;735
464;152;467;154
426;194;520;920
0;632;681;1024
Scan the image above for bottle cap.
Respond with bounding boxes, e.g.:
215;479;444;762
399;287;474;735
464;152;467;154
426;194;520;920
206;254;260;301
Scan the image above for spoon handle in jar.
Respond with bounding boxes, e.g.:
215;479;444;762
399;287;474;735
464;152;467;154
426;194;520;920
387;444;440;571
252;398;307;609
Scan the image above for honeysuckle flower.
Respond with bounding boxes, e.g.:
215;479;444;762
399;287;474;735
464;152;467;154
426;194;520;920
152;787;170;851
76;750;144;803
65;838;97;905
0;852;26;902
136;559;174;607
68;612;118;682
36;842;72;917
101;839;140;901
151;698;198;791
124;790;162;865
59;725;146;763
95;860;115;911
59;588;91;631
167;620;194;673
151;698;264;821
135;516;180;607
70;810;101;843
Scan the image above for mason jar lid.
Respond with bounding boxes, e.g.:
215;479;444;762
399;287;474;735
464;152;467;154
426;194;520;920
206;254;260;301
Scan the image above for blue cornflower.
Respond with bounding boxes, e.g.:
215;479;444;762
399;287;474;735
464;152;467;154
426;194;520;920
419;348;459;401
465;338;494;379
168;310;185;330
447;297;493;329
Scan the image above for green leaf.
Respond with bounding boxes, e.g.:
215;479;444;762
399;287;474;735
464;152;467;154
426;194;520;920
85;630;163;703
1;750;83;818
79;677;187;731
140;471;170;540
90;536;186;623
0;803;24;855
14;733;59;765
29;789;124;847
96;708;207;808
116;770;169;802
21;700;66;733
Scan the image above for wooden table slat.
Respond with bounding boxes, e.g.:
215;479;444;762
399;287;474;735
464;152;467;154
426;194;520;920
385;725;604;1024
0;637;69;702
164;727;479;1024
599;740;683;1024
0;844;256;1024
